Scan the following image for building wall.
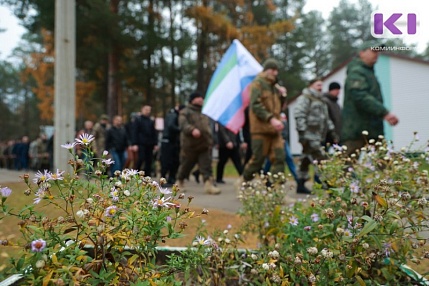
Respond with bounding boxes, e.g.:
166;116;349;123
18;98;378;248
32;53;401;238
388;57;429;150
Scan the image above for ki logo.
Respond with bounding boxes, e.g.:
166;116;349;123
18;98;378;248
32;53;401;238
371;11;419;38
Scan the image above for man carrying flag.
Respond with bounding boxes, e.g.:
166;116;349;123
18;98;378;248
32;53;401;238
241;58;287;183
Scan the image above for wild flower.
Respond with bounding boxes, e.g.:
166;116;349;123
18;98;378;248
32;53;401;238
76;209;89;218
307;247;318;255
289;215;298;226
75;133;95;145
31;239;47;252
310;213;319;222
343;229;352;237
159;187;172;195
383;242;393;257
0;186;12;197
349;180;360;193
102;158;115;165
33;188;46;204
33;170;51;184
152;197;174;208
60;142;76;150
321;248;333;259
104;205;118;217
193;236;212;246
35;260;45;268
110;189;120;201
49;169;65;181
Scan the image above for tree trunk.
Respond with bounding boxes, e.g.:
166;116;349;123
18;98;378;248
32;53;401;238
196;0;208;92
107;0;120;118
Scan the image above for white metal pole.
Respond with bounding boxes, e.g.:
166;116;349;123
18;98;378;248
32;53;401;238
54;0;76;171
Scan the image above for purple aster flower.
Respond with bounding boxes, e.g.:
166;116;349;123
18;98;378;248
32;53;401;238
110;189;120;202
33;188;46;204
49;169;65;181
311;213;319;222
104;205;118;217
33;170;51;184
350;181;360;193
0;187;12;197
383;242;393;257
193;236;212;246
31;239;47;252
159;187;172;195
344;229;352;237
289;216;299;226
152;197;174;208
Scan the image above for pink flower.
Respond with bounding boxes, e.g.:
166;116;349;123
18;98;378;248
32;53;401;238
31;239;47;252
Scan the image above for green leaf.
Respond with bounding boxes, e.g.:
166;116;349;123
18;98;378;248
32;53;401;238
355;275;366;286
358;219;377;238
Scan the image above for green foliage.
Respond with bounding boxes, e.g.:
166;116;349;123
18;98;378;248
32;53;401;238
328;0;374;68
2;129;429;285
0;133;202;284
170;135;429;285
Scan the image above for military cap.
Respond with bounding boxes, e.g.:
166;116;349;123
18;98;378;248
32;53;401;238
263;58;279;71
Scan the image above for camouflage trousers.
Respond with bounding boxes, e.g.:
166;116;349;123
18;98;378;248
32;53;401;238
176;146;213;182
242;133;285;181
297;140;327;180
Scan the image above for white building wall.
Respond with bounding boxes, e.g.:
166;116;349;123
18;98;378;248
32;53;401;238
389;58;429;150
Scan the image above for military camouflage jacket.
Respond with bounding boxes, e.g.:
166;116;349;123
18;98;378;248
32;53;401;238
294;88;335;142
341;57;388;141
179;104;213;151
248;72;284;135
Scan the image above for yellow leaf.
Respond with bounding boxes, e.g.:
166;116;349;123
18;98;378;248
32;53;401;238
372;192;388;208
128;254;139;266
42;270;54;286
355;275;366;286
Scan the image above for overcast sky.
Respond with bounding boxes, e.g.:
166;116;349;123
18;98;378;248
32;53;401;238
0;0;428;60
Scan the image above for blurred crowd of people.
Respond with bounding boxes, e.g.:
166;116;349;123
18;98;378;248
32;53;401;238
1;42;398;197
0;134;53;172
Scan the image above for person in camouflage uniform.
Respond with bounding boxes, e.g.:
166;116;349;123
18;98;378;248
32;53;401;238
176;92;220;195
242;58;286;182
294;79;337;194
342;41;399;156
93;114;111;158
